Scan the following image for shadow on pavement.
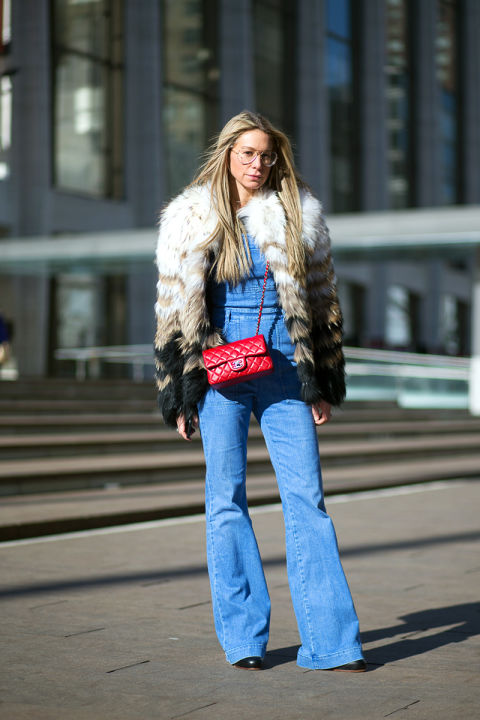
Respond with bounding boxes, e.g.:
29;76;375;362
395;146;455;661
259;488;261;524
264;603;480;669
363;602;480;664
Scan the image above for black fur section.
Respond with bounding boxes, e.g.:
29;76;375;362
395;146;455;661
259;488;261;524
311;341;346;405
154;334;183;375
154;334;185;426
315;365;346;406
284;314;311;338
158;381;181;427
182;366;208;422
297;313;346;407
297;358;345;407
154;329;213;425
297;360;323;405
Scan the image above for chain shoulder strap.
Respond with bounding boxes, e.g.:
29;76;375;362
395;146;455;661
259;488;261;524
256;261;270;336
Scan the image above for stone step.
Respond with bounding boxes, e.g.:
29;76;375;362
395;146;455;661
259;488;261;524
0;413;165;434
0;399;158;415
1;432;480;495
0;406;472;434
0;460;478;541
0;378;155;401
0;423;479;460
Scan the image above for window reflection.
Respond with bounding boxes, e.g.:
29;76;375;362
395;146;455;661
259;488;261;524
436;0;458;204
385;285;420;350
440;294;468;355
162;0;219;196
327;0;351;39
0;0;11;50
253;0;295;137
0;74;11;179
385;0;411;208
326;0;356;211
52;0;124;198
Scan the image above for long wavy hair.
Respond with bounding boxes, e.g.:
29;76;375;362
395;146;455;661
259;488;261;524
191;110;307;285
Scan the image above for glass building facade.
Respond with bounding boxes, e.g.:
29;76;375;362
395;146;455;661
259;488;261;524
0;0;479;379
52;0;124;198
435;0;459;204
162;0;219;196
326;0;357;212
385;0;411;209
253;0;296;140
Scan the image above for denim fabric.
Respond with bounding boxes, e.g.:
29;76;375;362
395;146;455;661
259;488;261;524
198;236;363;668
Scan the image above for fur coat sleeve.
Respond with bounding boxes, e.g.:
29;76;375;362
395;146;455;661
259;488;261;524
153;185;223;426
299;194;346;406
154;185;345;427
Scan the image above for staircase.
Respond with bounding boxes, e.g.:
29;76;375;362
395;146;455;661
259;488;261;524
1;379;479;540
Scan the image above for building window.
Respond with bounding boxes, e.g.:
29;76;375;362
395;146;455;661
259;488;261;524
253;0;296;138
162;0;219;197
385;0;411;209
440;294;468;355
385;284;420;351
326;0;357;212
0;0;11;52
52;0;124;198
338;281;365;347
435;0;459;204
0;74;11;179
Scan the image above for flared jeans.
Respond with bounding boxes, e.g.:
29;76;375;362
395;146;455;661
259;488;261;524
197;304;364;669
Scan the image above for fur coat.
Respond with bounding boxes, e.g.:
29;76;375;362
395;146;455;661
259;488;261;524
154;184;345;426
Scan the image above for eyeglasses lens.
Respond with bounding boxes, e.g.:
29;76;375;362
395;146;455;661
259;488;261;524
237;150;277;167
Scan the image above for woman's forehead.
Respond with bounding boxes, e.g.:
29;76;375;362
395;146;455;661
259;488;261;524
235;129;272;149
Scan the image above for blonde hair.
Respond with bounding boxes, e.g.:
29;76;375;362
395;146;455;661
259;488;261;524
191;110;307;285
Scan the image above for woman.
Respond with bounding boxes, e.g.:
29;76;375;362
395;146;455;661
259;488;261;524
154;111;365;672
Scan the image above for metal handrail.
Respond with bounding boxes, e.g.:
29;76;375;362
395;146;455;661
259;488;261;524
54;344;154;381
54;343;471;383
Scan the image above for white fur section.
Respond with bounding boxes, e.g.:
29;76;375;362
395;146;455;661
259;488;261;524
300;191;324;251
155;186;218;328
244;190;287;256
156;185;217;270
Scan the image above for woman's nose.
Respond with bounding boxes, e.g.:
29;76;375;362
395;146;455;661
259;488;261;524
251;154;263;170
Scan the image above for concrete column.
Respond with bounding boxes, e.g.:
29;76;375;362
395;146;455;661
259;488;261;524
12;0;51;235
126;264;157;353
12;275;50;376
423;260;444;353
460;0;480;203
296;0;328;202
366;262;389;346
469;247;480;415
219;0;254;123
411;0;441;207
358;0;387;211
124;0;165;223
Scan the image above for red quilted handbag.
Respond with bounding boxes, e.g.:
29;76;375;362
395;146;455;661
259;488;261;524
202;262;274;388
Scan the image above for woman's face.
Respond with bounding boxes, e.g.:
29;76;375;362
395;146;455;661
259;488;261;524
229;129;272;198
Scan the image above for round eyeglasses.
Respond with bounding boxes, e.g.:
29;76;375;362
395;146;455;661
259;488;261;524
231;147;278;167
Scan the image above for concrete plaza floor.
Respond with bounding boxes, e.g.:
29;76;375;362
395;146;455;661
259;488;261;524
0;479;479;719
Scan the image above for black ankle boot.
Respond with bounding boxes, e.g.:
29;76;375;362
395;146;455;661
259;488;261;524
327;659;367;673
233;656;263;670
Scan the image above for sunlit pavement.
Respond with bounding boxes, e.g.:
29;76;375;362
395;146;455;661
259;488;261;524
1;478;479;720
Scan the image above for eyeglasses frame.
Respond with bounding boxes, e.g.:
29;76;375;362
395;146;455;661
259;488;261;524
230;145;278;168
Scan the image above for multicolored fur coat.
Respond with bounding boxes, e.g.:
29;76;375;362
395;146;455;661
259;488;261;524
154;184;345;426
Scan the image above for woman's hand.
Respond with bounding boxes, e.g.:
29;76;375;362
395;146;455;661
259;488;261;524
311;400;331;426
176;413;199;441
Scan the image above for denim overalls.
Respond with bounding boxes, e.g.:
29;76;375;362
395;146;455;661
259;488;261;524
197;234;363;669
